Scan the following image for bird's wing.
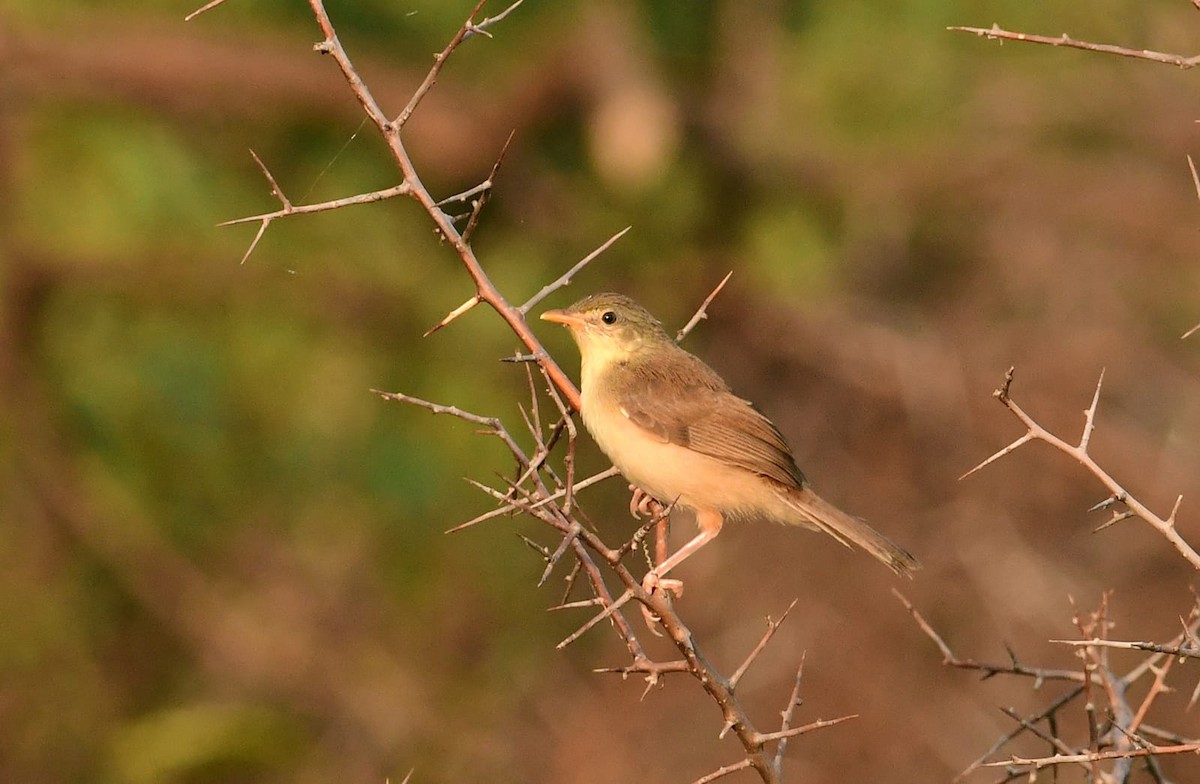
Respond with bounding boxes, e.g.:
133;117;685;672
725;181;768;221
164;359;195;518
614;353;806;488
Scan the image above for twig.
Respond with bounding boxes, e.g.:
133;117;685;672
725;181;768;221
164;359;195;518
1052;638;1200;660
753;714;857;744
949;24;1200;69
394;0;487;128
464;0;525;40
903;587;1200;780
677;270;733;343
893;590;1084;685
961;368;1200;571
221;180;410;264
770;654;807;773
461;130;515;245
692;758;755;784
184;0;229;22
220;183;410;228
1184;157;1200;339
983;743;1200;770
423;294;481;337
305;0;583;409
730;600;798;690
519;227;632;316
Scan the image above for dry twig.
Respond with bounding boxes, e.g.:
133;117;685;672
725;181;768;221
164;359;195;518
961;368;1200;571
950;24;1200;69
898;589;1200;780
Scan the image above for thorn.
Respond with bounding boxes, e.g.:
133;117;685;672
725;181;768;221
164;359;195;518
538;526;580;586
556;589;634;649
518;226;632;315
517;533;550;559
1079;368;1105;452
959;433;1035;480
676;269;734;343
444;503;514;533
424;294;481;337
1168;495;1184;525
547;597;605;611
1093;511;1134;534
500;352;541;363
1088;495;1119;513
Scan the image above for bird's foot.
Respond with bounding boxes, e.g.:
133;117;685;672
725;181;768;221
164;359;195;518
642;572;684;599
628;486;659;519
639;572;684;634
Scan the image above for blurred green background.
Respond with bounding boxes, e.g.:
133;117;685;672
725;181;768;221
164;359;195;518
4;1;1200;781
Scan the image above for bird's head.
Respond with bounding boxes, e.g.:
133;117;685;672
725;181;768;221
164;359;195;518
541;292;670;370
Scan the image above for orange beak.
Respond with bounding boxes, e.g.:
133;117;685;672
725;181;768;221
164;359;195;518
540;309;585;328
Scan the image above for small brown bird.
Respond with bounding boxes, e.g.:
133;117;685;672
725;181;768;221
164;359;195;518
541;292;918;595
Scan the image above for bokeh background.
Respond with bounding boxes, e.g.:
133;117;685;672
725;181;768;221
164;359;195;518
4;1;1200;781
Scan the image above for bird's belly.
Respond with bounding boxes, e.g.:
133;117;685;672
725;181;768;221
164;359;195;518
582;399;769;517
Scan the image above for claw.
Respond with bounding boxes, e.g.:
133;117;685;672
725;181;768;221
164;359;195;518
640;603;664;635
629;486;658;519
639;572;684;633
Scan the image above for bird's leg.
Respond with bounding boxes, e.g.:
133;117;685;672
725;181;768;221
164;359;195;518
642;508;724;598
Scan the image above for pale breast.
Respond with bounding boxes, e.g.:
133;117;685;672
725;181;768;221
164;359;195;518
580;382;771;517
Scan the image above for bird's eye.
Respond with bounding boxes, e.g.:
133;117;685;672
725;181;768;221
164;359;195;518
601;311;618;325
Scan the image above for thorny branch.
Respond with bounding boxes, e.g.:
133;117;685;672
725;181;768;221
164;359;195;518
896;591;1200;780
905;360;1200;780
950;24;1200;70
196;1;850;780
961;368;1200;571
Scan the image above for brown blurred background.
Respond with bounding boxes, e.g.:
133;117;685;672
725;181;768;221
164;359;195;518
3;1;1200;782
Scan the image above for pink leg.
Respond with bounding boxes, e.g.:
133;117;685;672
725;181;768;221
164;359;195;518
640;509;724;632
643;508;724;594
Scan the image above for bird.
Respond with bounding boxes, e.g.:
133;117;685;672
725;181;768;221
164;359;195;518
540;292;919;599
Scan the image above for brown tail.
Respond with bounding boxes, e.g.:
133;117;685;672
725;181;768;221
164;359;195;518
780;486;920;578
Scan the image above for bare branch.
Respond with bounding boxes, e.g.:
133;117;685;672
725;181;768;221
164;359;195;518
894;589;1085;684
983;743;1200;771
676;270;734;343
771;654;807;771
461;130;514;245
730;600;798;690
465;0;525;40
184;0;230;22
221;182;410;264
538;522;581;587
1052;637;1200;660
754;714;857;744
962;369;1200;570
393;0;489;127
556;588;636;649
519;227;632;316
423;295;481;337
220;183;409;228
692;758;755;784
949;24;1200;69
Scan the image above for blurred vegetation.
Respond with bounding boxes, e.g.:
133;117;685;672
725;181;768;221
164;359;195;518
3;0;1200;782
